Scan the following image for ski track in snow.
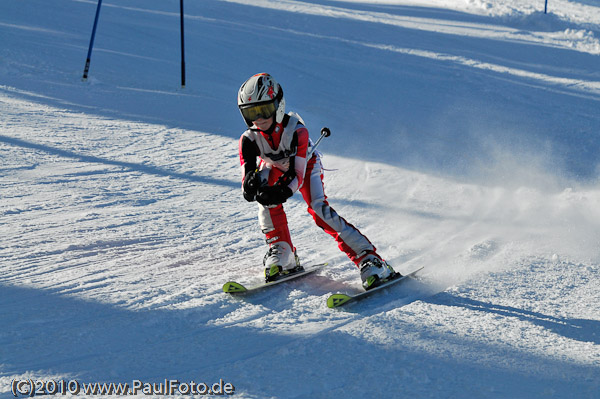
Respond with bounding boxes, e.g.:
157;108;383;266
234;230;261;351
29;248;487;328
1;0;600;398
2;87;599;398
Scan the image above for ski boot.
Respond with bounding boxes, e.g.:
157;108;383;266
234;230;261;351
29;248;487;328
264;242;302;282
359;254;397;290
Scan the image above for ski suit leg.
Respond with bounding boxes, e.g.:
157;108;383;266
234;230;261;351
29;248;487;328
300;157;376;265
257;165;294;249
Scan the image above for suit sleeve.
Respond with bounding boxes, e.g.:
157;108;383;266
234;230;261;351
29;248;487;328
239;133;260;183
288;126;310;192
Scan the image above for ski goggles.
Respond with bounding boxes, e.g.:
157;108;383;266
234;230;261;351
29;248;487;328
239;101;277;122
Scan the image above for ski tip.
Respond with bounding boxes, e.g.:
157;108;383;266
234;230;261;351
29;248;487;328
327;293;352;308
223;281;247;294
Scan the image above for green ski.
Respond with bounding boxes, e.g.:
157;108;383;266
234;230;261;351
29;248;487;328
327;267;424;308
223;263;328;295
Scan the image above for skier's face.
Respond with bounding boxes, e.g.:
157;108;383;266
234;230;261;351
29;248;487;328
252;116;274;131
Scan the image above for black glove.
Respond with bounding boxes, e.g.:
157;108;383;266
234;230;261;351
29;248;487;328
256;185;293;206
243;171;261;202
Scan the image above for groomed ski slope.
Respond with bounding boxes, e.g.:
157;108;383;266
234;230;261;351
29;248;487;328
1;0;599;398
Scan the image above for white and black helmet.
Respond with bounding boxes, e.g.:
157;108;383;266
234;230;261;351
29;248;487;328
238;73;285;127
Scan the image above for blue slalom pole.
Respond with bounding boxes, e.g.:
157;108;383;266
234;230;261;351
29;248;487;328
82;0;103;81
180;0;186;87
544;0;548;14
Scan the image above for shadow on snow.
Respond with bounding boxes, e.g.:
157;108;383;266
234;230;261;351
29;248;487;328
2;284;598;398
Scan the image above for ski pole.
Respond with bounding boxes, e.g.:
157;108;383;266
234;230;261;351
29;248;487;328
273;127;330;188
261;127;331;189
308;127;330;158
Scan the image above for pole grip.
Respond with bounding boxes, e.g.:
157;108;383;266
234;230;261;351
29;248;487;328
308;127;331;158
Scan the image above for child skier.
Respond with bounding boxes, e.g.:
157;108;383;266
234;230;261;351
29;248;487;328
237;73;398;290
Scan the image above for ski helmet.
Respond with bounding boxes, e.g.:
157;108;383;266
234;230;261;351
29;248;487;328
238;73;285;127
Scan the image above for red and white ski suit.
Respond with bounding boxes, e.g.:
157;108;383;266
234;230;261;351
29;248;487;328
238;112;376;265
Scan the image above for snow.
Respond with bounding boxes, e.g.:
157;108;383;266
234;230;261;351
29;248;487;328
1;0;599;397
